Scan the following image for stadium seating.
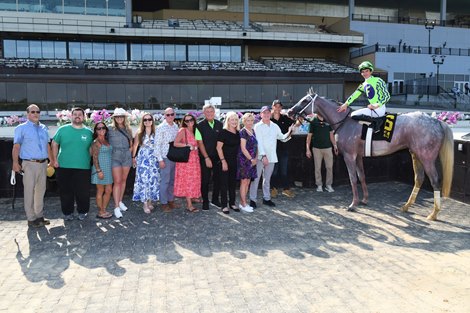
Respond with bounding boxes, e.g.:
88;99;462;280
261;57;356;73
0;58;78;69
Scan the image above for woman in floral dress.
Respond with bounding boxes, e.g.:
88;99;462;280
237;113;258;213
132;113;159;213
174;114;201;212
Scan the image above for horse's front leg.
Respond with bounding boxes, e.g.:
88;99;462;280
343;154;360;211
356;156;368;205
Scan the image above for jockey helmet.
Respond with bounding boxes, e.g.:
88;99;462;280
358;61;374;72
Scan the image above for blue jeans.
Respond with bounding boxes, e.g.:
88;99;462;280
272;149;290;189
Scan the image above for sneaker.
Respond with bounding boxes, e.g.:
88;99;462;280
262;199;276;207
240;205;253;213
271;188;278;198
114;207;123;218
282;189;295;198
325;185;335;193
316;185;323;192
63;214;74;221
249;200;257;209
78;213;88;221
119;201;128;212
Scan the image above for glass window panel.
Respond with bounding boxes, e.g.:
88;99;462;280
18;0;37;12
188;45;198;61
197;84;213;105
162;84;180;104
277;84;294;105
261;85;276;104
180;84;197;105
6;82;27;104
229;85;245;108
0;82;6;104
108;0;125;16
43;0;61;13
125;84;144;108
153;44;164;61
164;44;175;61
80;42;93;59
54;41;67;58
293;84;311;106
213;84;230;106
92;42;104;59
69;42;81;59
245;84;261;108
3;40;16;58
1;0;17;12
67;83;87;106
86;0;106;15
46;83;67;105
27;83;47;103
115;43;127;60
104;43;116;60
209;45;220;62
220;46;231;62
42;41;54;58
130;44;141;60
144;84;162;110
64;0;84;14
141;44;153;61
230;46;241;62
175;45;186;61
327;83;343;102
29;41;42;58
17;40;29;58
199;45;210;62
106;84;125;106
87;84;107;106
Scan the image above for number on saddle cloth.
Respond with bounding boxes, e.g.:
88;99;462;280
356;114;397;142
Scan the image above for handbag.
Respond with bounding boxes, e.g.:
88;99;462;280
167;129;191;163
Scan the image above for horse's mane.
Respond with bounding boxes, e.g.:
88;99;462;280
308;87;341;106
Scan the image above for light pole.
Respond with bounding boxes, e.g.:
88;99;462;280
425;20;435;54
431;55;445;93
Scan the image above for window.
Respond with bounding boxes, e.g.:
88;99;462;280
3;40;16;58
69;42;81;59
130;44;142;60
164;44;175;61
199;45;210;62
42;41;55;58
17;40;29;58
92;42;105;60
55;42;67;59
231;46;241;62
115;43;127;60
80;42;93;59
141;44;153;61
29;41;42;58
210;45;220;62
153;44;164;61
188;45;199;61
175;45;186;61
220;46;231;62
104;43;116;60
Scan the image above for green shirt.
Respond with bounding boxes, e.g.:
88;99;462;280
308;118;333;149
53;124;93;169
346;75;390;107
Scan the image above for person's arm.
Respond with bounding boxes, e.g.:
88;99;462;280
91;141;105;180
216;140;227;171
306;133;313;159
12;143;22;173
196;128;212;168
47;142;53;166
51;140;59;168
330;131;338;156
338;83;364;112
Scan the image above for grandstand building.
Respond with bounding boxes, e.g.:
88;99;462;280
0;0;469;112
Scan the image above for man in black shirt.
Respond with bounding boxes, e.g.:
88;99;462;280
270;100;295;198
196;104;223;210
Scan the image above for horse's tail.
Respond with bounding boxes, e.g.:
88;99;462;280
439;122;454;197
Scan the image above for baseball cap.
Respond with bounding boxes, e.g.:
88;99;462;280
260;106;270;113
272;99;282;106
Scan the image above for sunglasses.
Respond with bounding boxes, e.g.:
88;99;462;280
166;113;175;117
29;110;40;114
183;119;194;123
96;126;106;131
143;118;153;122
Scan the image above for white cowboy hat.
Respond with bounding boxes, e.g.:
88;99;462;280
112;108;128;117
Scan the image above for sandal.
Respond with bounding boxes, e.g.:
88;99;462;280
143;203;151;214
186;206;199;213
191;198;202;203
230;205;240;212
222;207;230;214
96;211;112;219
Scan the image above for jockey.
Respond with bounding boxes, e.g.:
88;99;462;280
337;61;390;118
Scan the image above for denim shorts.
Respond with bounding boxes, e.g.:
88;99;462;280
112;148;132;168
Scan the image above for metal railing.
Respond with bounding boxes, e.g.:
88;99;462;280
351;43;470;59
352;14;470;29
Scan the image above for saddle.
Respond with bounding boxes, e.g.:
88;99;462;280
355;113;398;143
351;114;384;133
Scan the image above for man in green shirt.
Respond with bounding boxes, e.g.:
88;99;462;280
52;107;93;221
338;61;390;118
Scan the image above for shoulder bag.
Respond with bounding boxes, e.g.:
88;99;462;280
167;129;191;163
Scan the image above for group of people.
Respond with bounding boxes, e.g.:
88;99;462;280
12;60;388;227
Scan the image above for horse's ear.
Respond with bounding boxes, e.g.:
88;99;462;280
308;87;314;95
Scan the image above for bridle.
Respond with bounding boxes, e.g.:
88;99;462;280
296;93;351;130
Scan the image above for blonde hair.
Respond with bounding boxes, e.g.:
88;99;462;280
223;111;240;131
111;113;133;138
241;112;255;126
136;113;155;146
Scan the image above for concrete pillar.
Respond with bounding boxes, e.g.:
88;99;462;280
440;0;447;26
243;0;249;29
349;0;355;20
199;0;207;11
125;0;132;27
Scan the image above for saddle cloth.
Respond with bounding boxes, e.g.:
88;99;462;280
360;113;397;143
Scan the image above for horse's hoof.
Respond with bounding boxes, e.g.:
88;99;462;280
359;201;368;206
347;207;356;212
426;214;437;221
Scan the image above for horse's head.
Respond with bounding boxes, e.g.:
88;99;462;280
287;89;317;119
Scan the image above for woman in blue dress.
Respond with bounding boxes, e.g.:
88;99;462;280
132;113;160;213
91;122;113;219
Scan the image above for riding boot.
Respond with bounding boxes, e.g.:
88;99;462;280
373;119;384;133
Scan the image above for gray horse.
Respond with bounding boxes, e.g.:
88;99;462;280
288;90;454;220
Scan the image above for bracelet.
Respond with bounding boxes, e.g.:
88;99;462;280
204;157;209;160
97;170;102;173
220;158;225;161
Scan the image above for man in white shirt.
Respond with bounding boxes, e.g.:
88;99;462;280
155;107;179;212
249;106;293;208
